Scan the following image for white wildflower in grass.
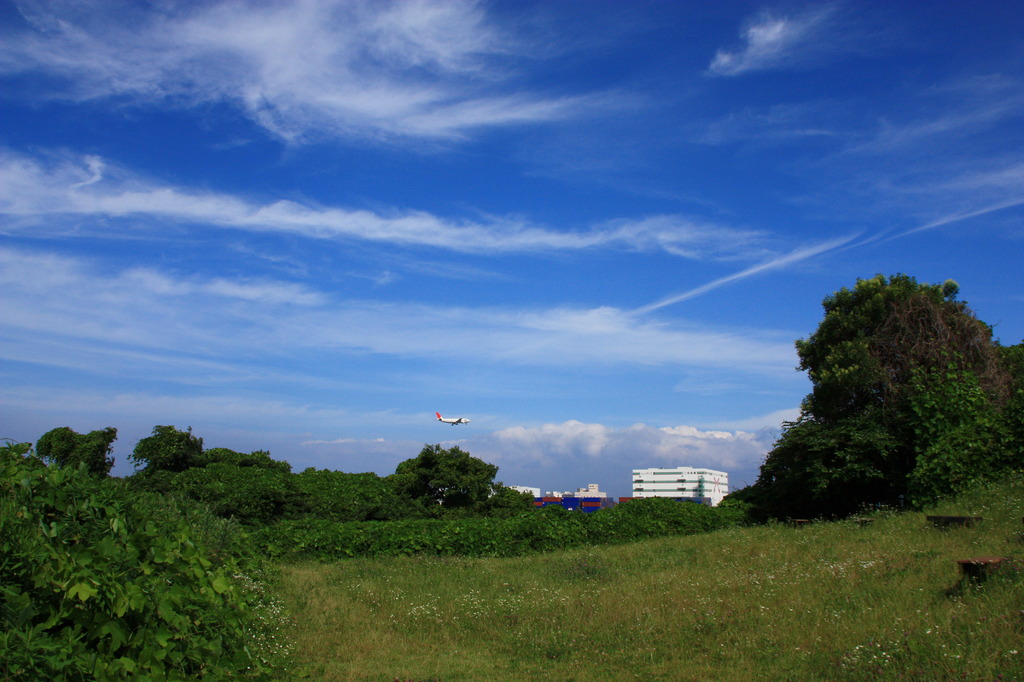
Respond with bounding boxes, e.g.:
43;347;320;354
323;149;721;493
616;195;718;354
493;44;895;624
233;570;295;669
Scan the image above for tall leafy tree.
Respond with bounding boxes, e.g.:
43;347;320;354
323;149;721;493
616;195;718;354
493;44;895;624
129;425;203;474
743;274;1015;518
389;444;500;516
796;275;1005;423
36;426;117;477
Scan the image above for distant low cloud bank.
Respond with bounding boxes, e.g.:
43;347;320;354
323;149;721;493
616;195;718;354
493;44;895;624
460;419;785;494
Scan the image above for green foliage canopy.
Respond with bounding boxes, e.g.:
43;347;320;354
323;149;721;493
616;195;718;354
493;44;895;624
295;468;428;522
389;443;501;516
202;447;292;473
130;425;204;474
479;484;537;518
744;274;1019;519
795;274;1003;422
170;461;304;526
35;426;117;477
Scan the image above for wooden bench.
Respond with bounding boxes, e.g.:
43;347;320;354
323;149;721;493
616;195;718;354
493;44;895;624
956;556;1011;581
853;517;874;527
790;519;811;528
927;515;983;528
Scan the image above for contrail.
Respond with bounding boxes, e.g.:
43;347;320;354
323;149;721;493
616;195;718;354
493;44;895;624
634;234;857;315
898;196;1024;237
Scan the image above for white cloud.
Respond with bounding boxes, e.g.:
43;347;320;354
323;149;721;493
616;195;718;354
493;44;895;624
695;102;845;146
692;74;1024;242
2;0;596;142
0;248;324;309
852;75;1024;156
708;3;846;77
283;301;797;371
119;268;327;306
468;419;775;483
0;245;797;374
0;149;769;258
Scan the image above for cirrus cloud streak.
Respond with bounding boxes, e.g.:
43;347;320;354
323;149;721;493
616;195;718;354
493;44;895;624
2;0;600;142
0;149;770;259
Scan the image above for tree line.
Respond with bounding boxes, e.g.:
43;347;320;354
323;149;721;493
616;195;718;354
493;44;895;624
33;425;537;525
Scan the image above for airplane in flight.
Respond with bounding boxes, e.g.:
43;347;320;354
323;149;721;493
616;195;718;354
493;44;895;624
436;412;470;426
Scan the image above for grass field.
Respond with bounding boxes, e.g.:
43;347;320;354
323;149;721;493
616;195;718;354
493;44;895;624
277;477;1024;681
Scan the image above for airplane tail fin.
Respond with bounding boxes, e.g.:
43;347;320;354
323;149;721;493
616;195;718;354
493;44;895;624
435;412;442;420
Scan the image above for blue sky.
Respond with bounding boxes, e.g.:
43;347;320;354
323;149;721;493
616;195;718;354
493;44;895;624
2;0;1022;497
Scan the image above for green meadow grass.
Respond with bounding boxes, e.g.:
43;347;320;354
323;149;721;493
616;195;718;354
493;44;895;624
277;477;1024;681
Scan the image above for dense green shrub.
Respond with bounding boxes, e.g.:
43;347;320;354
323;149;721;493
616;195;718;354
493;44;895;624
590;496;725;541
170;462;305;526
294;468;426;522
201;448;291;473
128;490;250;566
127;438;311;526
0;442;285;680
476;484;537;518
250;498;742;561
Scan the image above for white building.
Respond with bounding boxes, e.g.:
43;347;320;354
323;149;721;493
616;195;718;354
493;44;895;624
509;485;541;497
631;467;729;506
566;483;607;498
542;484;608;499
